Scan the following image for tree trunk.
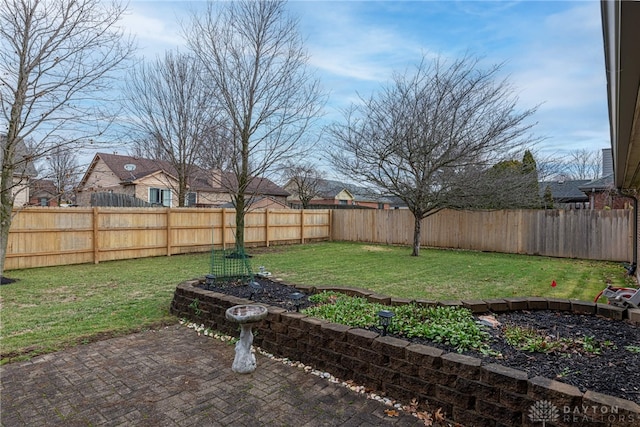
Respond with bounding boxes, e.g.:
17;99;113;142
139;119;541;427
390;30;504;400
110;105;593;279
412;214;421;256
0;147;15;280
234;194;246;251
0;197;11;280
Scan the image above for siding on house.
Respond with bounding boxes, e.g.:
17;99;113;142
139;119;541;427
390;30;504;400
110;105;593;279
11;177;30;206
76;157;128;205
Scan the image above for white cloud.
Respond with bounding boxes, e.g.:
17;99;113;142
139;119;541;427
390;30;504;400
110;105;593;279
123;3;186;56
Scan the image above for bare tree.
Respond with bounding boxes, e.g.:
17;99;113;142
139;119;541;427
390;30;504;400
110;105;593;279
563;148;602;180
282;161;324;208
129;137;170;162
185;0;325;251
533;151;567;182
330;54;538;256
0;0;135;279
43;146;81;204
196;123;235;172
123;50;220;206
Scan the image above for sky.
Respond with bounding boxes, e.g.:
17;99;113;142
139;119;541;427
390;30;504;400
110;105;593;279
121;0;610;168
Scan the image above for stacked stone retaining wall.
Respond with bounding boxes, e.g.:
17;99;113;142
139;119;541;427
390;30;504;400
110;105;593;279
171;279;640;427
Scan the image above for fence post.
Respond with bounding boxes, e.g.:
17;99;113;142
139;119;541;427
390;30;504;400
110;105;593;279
265;209;270;247
300;209;305;244
93;207;100;264
166;208;172;256
327;209;334;242
221;208;226;250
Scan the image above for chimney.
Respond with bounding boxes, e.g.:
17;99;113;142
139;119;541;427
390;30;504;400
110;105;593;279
602;148;613;177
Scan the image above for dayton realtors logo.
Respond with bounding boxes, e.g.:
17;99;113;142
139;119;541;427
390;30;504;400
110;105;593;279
528;400;559;426
529;400;634;424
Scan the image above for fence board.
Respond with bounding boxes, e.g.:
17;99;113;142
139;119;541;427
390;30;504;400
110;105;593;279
5;207;632;270
5;207;331;270
332;208;632;262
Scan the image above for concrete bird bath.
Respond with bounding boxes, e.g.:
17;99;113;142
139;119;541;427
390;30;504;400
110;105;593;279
225;305;268;374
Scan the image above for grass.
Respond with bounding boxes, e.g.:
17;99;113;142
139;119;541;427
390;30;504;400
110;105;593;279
250;242;633;301
0;241;634;364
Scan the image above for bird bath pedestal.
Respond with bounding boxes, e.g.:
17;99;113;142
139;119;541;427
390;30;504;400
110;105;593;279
225;305;268;374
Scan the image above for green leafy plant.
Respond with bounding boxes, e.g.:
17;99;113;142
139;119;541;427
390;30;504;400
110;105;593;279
389;304;490;352
303;293;386;328
504;326;616;355
556;367;577;378
308;292;339;304
303;295;490;352
503;325;562;353
188;298;202;316
581;335;599;354
625;345;640;354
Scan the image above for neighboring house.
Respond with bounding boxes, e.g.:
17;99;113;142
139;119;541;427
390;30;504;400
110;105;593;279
578;148;633;210
0;135;38;207
29;179;59;206
539;179;590;209
284;178;391;209
578;174;634;210
540;148;634;210
75;153;290;208
387;196;409;210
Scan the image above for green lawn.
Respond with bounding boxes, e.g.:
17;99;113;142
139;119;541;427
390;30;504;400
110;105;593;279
0;241;633;364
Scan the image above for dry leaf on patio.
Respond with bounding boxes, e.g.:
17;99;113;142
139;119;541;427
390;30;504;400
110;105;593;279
434;407;445;422
404;398;419;413
416;411;433;426
384;409;399;417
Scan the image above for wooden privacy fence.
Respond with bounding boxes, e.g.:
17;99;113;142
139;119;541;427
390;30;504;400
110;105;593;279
5;207;633;270
5;207;331;270
332;208;633;262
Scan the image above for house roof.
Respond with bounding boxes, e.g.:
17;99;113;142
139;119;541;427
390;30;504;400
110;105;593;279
315;179;392;204
539;179;590;202
81;153;289;197
578;174;614;192
29;179;57;196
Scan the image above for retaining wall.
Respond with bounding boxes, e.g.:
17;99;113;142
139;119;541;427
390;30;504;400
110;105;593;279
170;280;640;427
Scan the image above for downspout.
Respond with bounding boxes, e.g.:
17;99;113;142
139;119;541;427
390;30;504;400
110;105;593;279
622;191;638;276
631;195;638;276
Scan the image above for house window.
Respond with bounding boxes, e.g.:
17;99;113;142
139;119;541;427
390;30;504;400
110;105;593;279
39;197;48;206
149;188;171;206
339;200;348;205
185;192;197;207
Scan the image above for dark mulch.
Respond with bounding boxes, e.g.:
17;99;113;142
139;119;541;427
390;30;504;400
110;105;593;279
200;276;317;312
460;310;640;404
1;276;17;285
199;277;640;404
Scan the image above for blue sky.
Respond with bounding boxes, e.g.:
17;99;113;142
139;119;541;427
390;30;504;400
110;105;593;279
123;0;609;164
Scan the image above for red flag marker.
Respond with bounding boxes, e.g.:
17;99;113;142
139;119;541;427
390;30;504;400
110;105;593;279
551;280;557;288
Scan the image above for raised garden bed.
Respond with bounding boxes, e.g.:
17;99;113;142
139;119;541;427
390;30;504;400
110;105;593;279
171;277;640;427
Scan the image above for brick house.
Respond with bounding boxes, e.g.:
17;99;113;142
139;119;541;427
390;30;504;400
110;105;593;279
579;174;634;210
28;179;59;206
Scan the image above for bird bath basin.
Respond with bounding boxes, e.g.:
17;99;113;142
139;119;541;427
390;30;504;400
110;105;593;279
225;305;268;374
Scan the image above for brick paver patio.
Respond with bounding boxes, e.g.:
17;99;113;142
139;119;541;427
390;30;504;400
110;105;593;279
0;325;424;426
